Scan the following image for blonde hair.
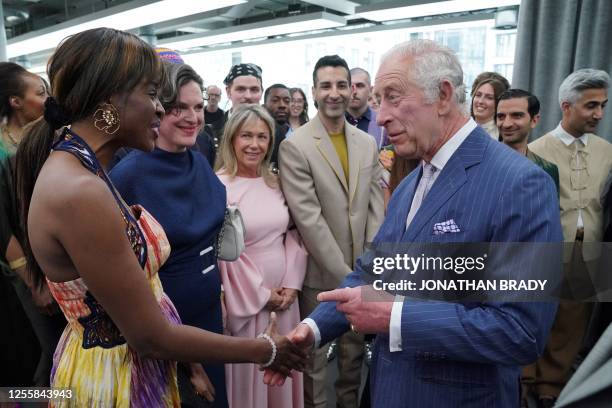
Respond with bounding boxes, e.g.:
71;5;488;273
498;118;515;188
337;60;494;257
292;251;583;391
215;104;277;187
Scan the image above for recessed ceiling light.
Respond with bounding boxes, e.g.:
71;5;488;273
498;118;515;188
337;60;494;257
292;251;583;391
7;0;246;58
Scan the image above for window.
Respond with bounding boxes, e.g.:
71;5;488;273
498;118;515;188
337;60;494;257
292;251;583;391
494;64;514;83
496;33;516;58
231;52;241;66
186;18;516;101
351;48;359;67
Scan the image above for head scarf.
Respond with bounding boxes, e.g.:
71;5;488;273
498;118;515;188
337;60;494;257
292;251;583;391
155;47;184;64
223;63;262;85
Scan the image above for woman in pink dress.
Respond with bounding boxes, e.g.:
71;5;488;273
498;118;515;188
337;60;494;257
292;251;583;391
216;104;307;408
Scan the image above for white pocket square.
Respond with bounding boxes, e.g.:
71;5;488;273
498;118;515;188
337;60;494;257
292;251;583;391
433;219;461;235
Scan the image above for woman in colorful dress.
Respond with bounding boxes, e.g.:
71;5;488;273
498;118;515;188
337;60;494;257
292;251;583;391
215;104;307;408
111;62;228;407
14;27;305;407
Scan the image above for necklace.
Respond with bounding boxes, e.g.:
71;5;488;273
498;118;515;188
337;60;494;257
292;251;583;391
1;124;19;147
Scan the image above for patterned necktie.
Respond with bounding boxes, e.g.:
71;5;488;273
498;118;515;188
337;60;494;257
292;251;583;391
570;139;588;191
406;163;437;229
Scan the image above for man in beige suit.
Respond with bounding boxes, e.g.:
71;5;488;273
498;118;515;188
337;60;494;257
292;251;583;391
527;68;612;408
279;55;384;408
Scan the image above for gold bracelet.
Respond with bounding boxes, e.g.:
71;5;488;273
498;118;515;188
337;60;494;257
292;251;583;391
9;257;27;270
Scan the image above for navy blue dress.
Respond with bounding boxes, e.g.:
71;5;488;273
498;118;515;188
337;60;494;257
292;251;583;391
110;147;228;408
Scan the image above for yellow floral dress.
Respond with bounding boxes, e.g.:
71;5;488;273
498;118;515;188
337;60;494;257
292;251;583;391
47;129;181;407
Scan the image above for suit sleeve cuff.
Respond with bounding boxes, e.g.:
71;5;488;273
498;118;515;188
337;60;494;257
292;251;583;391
302;318;321;349
389;295;404;352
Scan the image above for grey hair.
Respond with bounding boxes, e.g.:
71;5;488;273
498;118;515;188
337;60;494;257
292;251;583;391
350;67;371;85
558;68;610;107
159;61;203;112
381;39;467;107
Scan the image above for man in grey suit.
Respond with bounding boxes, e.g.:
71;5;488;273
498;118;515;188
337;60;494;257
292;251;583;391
279;55;384;408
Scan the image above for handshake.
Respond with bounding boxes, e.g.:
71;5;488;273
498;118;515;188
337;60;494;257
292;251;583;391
260;315;315;387
261;286;394;386
257;312;313;383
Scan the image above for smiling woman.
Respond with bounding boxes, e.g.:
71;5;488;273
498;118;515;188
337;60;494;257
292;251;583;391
288;88;309;130
215;104;277;185
13;28;305;407
215;104;307;408
110;62;229;407
470;75;509;140
157;72;205;152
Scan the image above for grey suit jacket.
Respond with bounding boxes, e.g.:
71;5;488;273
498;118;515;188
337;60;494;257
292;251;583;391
279;114;384;290
556;322;612;408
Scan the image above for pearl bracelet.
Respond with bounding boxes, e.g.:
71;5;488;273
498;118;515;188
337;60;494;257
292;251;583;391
257;333;277;368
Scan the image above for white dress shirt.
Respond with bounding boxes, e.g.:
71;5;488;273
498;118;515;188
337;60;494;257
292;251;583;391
389;118;476;351
550;123;589;229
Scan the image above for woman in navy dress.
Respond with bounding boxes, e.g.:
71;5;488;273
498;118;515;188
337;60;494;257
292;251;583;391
111;62;228;407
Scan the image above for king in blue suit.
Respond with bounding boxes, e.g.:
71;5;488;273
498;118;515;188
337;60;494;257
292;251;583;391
265;39;563;408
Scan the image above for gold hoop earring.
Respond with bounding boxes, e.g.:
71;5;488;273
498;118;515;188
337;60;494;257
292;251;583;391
93;103;120;135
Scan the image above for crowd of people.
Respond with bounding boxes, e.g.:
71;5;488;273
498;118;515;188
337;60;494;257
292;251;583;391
0;26;611;408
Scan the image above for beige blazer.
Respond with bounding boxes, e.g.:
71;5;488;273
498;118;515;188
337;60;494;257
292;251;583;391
529;132;612;261
279;114;384;290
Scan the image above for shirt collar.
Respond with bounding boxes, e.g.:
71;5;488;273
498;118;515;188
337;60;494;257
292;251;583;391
428;118;477;171
551;122;589;146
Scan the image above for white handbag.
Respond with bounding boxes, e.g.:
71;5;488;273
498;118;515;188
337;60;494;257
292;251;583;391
216;206;246;261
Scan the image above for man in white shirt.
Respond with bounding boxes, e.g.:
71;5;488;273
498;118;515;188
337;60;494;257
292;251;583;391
527;68;612;408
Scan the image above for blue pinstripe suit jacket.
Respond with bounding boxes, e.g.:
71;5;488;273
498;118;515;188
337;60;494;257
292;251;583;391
309;126;563;407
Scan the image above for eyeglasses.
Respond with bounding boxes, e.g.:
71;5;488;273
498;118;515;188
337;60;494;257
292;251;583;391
208;93;221;98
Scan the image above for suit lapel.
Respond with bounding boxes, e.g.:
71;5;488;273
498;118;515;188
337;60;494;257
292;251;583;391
403;158;467;241
392;168;420;240
313;115;348;193
346;124;361;204
402;128;486;241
